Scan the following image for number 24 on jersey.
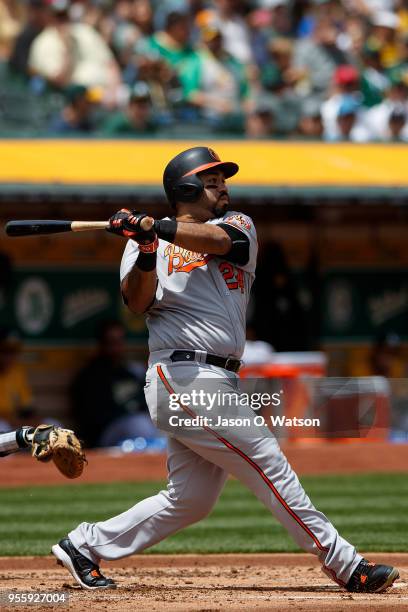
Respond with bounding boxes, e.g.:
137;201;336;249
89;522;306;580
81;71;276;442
219;262;245;293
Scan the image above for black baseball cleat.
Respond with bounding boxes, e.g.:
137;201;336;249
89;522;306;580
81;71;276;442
346;559;399;593
51;538;116;590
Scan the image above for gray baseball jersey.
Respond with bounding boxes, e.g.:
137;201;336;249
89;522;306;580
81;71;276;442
120;212;257;359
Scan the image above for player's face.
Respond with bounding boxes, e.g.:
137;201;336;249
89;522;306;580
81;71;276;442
199;170;230;218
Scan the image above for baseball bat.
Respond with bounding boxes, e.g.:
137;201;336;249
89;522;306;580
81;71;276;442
5;218;152;237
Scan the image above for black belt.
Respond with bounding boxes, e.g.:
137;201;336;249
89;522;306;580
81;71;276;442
170;350;241;373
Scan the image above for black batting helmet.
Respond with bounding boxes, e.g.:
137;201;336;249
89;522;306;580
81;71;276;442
163;146;239;206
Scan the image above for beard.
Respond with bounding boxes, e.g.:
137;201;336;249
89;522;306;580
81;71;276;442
213;197;229;218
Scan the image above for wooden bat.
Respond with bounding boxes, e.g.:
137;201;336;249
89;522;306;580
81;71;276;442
5;218;152;237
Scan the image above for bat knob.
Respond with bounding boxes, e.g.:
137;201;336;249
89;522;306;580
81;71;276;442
141;216;154;231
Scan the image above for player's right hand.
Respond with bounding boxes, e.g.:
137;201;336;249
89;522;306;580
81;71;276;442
107;209;156;244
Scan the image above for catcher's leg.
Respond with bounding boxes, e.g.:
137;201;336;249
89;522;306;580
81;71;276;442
0;427;34;456
67;437;227;563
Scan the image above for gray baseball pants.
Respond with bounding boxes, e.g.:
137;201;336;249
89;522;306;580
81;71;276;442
69;358;362;586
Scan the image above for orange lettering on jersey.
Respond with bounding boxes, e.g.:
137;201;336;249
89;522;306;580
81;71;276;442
224;215;251;231
165;244;212;274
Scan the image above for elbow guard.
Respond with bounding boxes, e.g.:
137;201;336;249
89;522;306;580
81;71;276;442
218;223;250;266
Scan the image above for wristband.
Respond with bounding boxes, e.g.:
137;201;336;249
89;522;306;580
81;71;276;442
16;426;34;448
154;219;177;243
138;237;159;253
136;252;157;272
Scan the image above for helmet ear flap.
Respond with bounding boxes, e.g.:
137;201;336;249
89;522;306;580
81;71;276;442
172;175;204;204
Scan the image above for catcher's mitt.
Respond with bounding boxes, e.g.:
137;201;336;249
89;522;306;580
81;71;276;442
31;425;87;479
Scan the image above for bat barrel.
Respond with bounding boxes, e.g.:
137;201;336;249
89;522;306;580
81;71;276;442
5;220;73;237
5;220;109;236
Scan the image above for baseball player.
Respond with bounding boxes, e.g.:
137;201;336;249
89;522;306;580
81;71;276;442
52;146;399;593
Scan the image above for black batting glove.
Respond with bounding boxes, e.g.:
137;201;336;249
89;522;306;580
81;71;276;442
107;209;156;245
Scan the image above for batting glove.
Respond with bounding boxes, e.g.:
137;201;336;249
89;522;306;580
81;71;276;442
107;209;158;251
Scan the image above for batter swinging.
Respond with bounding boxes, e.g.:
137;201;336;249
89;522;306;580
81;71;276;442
52;146;399;593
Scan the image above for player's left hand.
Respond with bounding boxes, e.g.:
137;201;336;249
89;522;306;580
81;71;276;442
31;424;87;479
107;209;156;245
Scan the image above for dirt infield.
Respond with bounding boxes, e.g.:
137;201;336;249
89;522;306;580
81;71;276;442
1;443;407;610
0;554;406;611
1;441;408;487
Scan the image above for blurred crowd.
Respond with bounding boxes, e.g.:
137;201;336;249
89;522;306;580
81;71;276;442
0;321;158;448
0;0;408;139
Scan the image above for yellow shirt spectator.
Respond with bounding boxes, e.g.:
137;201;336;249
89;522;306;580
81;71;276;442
0;329;33;427
0;363;32;422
